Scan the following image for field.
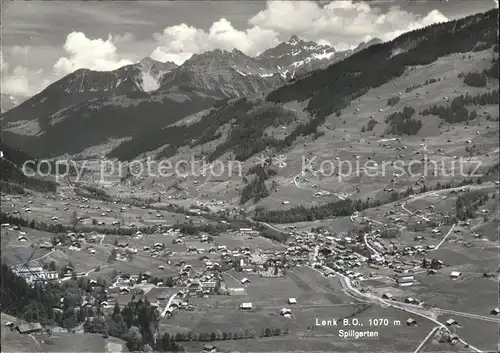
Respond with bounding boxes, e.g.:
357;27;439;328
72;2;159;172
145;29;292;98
411;274;498;316
0;313;38;353
449;316;500;352
180;305;450;353
38;333;106;352
1;32;499;353
212;232;286;251
1;311;127;353
2;191;208;231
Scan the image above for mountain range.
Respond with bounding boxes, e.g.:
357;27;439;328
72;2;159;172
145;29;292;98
0;94;26;113
0;8;498;212
0;35;380;158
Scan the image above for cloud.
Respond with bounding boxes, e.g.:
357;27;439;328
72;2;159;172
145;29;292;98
53;31;133;75
251;1;448;44
150;0;448;64
2;66;31;96
9;45;29;56
112;32;135;43
4;1;451;96
150;19;279;64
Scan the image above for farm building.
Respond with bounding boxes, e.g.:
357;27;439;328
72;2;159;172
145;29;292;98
229;288;245;294
241;277;251;284
406;318;417;326
203;344;217;353
450;271;461;279
280;308;292;318
288;298;297;304
240;302;253;310
490;308;499;316
119;287;130;294
382;293;393;300
188;282;201;293
201;281;217;293
396;273;414;287
445;319;457;326
39;242;53;249
17;323;43;335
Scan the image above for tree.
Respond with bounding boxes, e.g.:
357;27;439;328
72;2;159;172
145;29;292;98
126;326;143;352
108;249;117;263
456;196;466;221
48;261;57;271
70;211;78;229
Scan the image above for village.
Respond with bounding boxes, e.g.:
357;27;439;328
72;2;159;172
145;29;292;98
2;176;499;353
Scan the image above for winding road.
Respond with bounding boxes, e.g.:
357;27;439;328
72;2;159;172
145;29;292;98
320;264;483;352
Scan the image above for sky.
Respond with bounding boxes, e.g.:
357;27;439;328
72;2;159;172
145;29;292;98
1;0;497;98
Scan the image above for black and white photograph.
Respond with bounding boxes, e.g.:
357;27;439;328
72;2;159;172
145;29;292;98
1;0;499;352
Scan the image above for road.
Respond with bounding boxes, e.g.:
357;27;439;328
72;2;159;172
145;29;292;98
28;333;40;352
319;264;483;352
433;307;500;323
350;211;384;226
245;216;285;234
60;264;110;282
401;201;430;222
364;232;381;256
161;291;180;317
430;224;456;251
294;173;346;200
413;326;440;353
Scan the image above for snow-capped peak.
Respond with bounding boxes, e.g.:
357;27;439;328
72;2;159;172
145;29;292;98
288;35;302;46
134;57;178;92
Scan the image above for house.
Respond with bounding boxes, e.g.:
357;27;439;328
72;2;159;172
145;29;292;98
280;308;292;318
406;318;417;326
143;271;152;278
450;271;461;279
17;323;43;335
396;273;414;287
445;318;457;326
39;242;53;249
240;302;253;310
203;344;217;353
405;297;416;304
201;281;217;293
188;282;201;293
288;298;297;305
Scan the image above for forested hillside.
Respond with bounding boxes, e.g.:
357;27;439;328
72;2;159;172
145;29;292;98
108;9;498;162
